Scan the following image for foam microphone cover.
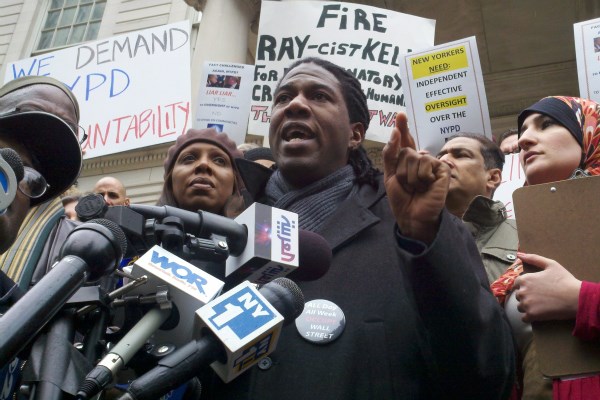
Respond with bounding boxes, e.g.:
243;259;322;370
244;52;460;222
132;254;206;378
0;148;24;182
76;193;108;221
287;230;332;281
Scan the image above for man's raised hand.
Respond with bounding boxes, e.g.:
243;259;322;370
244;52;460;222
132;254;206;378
382;112;450;244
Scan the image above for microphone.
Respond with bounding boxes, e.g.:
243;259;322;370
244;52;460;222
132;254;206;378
76;302;173;399
75;244;228;399
224;202;298;283
230;227;332;285
129;204;248;256
0;148;24;213
0;219;126;366
286;230;331;281
117;278;305;400
76;194;153;259
75;192;107;221
124;245;225;348
129;202;330;284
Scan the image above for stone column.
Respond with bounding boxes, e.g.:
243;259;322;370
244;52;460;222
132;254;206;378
188;0;260;122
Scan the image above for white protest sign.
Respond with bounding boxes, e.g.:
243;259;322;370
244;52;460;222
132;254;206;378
250;0;435;143
194;62;255;145
574;17;600;102
399;36;491;155
3;21;192;159
494;152;525;219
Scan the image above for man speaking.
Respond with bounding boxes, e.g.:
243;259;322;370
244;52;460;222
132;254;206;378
202;57;515;399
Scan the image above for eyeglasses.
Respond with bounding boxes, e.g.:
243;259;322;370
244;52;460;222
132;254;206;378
18;166;49;199
65;122;87;145
65;122;87;146
77;125;88;145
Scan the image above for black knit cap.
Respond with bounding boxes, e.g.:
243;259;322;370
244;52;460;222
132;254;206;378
517;97;583;147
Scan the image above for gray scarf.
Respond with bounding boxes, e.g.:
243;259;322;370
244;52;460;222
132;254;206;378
265;165;358;232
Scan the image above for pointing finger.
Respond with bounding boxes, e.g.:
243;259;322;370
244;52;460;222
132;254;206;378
395;112;417;150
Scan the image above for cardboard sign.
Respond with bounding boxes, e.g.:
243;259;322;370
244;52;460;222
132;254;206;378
574;17;600;102
399;36;491;155
194;61;255;144
249;0;435;144
3;21;192;159
494;153;525;219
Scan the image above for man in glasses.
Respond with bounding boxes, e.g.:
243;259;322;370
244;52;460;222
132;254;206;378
0;76;82;304
0;76;82;396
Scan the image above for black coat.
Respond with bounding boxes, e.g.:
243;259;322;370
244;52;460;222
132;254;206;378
203;166;515;399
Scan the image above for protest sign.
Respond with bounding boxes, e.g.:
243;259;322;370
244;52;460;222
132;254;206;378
194;61;255;145
250;0;435;144
399;36;491;155
574;17;600;102
3;21;192;159
494;153;525;219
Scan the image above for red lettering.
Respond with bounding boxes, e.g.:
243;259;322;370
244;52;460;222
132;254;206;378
83;100;190;152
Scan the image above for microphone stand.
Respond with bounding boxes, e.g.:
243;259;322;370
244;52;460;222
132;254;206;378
33;309;78;400
78;275;149;364
81;306;108;363
20;285;113;400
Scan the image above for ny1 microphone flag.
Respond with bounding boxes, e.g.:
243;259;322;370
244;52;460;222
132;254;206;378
129;245;225;347
195;281;285;382
226;202;299;284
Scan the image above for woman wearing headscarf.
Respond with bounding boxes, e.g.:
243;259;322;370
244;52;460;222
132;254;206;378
492;96;600;399
158;128;246;217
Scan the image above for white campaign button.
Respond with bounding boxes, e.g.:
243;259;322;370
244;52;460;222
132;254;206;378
295;299;345;345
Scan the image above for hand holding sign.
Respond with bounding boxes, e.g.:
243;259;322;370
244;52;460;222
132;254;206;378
383;112;450;244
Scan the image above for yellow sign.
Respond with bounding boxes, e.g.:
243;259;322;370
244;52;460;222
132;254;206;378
410;45;468;79
424;96;467;113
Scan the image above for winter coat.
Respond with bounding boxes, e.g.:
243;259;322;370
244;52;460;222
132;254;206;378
201;165;515;400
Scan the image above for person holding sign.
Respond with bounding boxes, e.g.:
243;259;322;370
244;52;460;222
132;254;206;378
200;57;514;400
492;96;600;399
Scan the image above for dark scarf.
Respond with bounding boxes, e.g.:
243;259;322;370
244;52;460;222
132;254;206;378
265;165;359;232
517;96;583;147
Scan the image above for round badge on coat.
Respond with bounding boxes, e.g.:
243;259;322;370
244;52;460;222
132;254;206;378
295;299;345;344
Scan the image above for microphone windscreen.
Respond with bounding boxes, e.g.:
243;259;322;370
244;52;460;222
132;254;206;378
76;193;107;221
0;148;24;182
287;230;332;281
265;277;305;321
89;218;128;256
